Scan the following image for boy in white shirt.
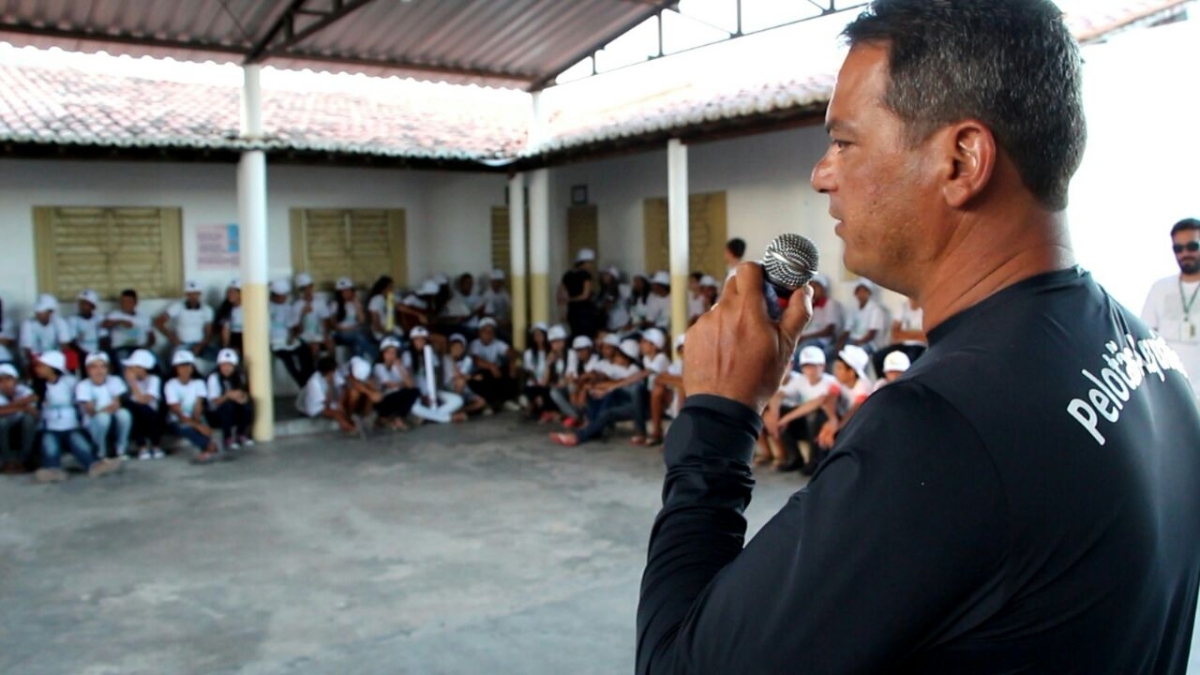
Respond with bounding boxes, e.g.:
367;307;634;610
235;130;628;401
763;346;841;474
121;349;164;460
551;339;650;447
873;351;912;394
647;334;687;446
69;290;107;371
481;270;513;332
164;350;219;463
817;345;875;450
797;274;844;369
641;272;673;330
631;328;671;445
33;351;121;483
20;294;71;366
297;356;356;434
268;279;312;387
469;318;518;412
292;273;334;366
103;289;155;363
0;363;37;473
75;352;131;460
838;279;887;354
155;280;216;360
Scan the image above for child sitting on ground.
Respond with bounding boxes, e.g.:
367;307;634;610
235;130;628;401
297;356;355;435
164;350;220;464
206;348;255;451
121;349;164;460
34;350;121;483
75;352;131;460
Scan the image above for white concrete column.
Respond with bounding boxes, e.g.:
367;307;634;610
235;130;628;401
528;168;551;328
667;138;690;350
508;173;528;351
238;65;274;441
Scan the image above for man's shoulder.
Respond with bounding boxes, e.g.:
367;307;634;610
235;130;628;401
1146;275;1179;297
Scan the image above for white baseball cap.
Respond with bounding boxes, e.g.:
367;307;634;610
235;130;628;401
409;326;430;339
575;248;596;263
449;333;467;345
604;266;621;279
270;279;292;296
0;364;18;379
172;350;196;366
228;278;242;290
350;357;371;381
336;277;354;291
699;275;719;289
39;350;67;373
799;346;827;367
651;271;671;287
184;280;202;294
602;334;622;347
217;348;239;365
490;269;506;281
883;351;912;374
77;289;100;306
854;279;876;294
572;336;593;350
417;281;440;296
85;351;110;366
479;318;498;329
675;334;686;350
642;328;665;350
33;294;58;314
531;322;548;334
838;345;871;380
295;272;314;288
547;325;568;342
380;336;403;351
619;339;641;361
122;349;156;370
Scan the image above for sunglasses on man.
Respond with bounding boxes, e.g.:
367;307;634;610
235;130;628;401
1174;242;1200;254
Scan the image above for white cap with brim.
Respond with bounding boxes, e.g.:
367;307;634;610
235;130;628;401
572;336;593;350
799;346;827;367
651;271;671;287
575;248;596;263
449;333;468;345
619;339;642;361
85;352;110;367
0;364;18;379
172;350;196;367
270;280;292;296
699;275;719;289
77;289;100;306
675;334;686;350
380;337;403;351
410;326;430;339
417;281;440;296
217;348;239;365
184;280;202;294
838;345;871;380
122;349;156;370
547;325;568;342
295;272;314;288
531;322;548;334
479;318;498;329
602;334;622;347
336;277;354;290
854;278;876;294
491;269;506;281
883;351;912;374
34;294;58;314
39;350;67;373
228;278;242;290
642;328;665;350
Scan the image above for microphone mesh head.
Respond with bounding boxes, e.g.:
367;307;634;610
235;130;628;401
763;233;819;291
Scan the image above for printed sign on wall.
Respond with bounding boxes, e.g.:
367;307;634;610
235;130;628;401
197;224;240;269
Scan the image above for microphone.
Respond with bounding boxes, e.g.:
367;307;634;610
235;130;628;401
761;233;820;321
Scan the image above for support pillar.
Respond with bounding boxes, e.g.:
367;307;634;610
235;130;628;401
238;65;274;441
528;168;551;328
667;138;690;352
508;174;528;351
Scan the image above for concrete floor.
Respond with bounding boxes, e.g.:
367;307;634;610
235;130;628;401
2;417;1197;675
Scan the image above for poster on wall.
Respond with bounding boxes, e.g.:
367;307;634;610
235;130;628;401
197;224;240;269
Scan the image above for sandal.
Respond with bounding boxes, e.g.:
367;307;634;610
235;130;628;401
549;432;579;447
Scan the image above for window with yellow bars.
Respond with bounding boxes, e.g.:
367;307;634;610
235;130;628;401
33;206;184;301
289;209;408;291
642;192;728;279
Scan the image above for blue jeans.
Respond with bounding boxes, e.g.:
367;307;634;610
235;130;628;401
170;422;212;452
42;429;96;470
88;410;132;458
206;400;254;441
577;384;647;444
333;329;379;361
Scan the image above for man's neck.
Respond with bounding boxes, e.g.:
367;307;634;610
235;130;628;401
1180;272;1200;283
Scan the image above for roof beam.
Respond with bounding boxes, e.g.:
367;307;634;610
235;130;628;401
0;21;248;57
271;50;538;84
245;0;382;65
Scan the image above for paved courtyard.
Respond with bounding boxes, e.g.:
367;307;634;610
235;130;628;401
0;417;805;675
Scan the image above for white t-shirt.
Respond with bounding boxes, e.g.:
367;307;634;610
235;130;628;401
644;352;671;387
164;378;208;422
206;372;247;401
643;294;672;329
292;298;331;343
470;339;509;366
41;375;81;431
373;361;412;390
268;301;298;349
0;317;15;362
1142;275;1200;397
605;286;632;331
566;351;597;379
687;291;707;321
837;376;873;415
606;362;642;381
0;383;33;407
847;299;887;347
524;348;549;385
589;358;617;379
457;292;483;329
70;314;107;353
106;310;152;349
896;303;925;346
227;305;244;333
20;317;70;354
779;371;840;408
127;374;162;411
298;371;343;417
367;294;400;339
165;303;214;344
329;300;361;331
808;298;844;340
75;375;127;418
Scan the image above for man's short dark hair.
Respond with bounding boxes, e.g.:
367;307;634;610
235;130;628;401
843;0;1086;211
316;357;337;375
726;238;746;259
121;289;137;300
1170;218;1200;237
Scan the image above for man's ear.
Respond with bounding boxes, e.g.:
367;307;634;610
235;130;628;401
939;122;996;208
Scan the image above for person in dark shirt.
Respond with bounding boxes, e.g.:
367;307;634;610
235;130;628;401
561;248;598;339
637;1;1200;673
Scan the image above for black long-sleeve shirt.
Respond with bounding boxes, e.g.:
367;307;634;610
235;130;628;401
638;268;1200;674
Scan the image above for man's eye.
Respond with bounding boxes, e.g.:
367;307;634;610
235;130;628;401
831;140;851;150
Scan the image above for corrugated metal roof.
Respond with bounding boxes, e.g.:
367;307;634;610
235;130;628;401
0;0;669;88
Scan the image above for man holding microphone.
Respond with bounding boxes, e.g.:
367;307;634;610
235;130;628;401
637;1;1200;673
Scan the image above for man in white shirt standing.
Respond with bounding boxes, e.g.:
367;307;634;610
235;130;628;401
797;274;844;370
1142;217;1200;399
154;280;216;360
481;269;513;335
837;279;887;359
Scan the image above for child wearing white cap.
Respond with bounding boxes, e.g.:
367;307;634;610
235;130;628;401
102;289;156;363
561;335;598;425
550;338;647;447
329;278;378;362
434;332;486;418
68;290;107;372
75;352;132;461
32;351;121;483
816;345;875;451
646;333;687;445
214;279;244;352
20;294;71;366
373;337;421;430
640;272;672;331
296;356;356;434
629;328;672;445
398;329;468;424
871;296;927;381
291;273;333;367
764;346;840;474
837;278;887;355
560;249;598;338
269;279;312;387
797;274;843;371
469;319;519;413
155;281;217;362
541;326;573;424
163;350;220;463
872;350;912;394
523;323;553;421
0;363;38;473
206;348;255;451
481;269;513;331
121;349;164;460
341;356;382;436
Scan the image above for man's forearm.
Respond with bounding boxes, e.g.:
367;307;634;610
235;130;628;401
637;395;761;675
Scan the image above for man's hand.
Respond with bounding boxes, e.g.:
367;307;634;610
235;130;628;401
683;263;812;414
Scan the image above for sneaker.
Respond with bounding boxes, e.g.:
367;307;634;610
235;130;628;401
503;401;522;413
238;436;254;448
34;468;68;483
151;448;165;459
481;408;495;417
138;449;152;461
88;459;123;478
227;439;241;451
117;452;131;462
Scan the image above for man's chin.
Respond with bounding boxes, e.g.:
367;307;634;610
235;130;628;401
1180;263;1200;275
